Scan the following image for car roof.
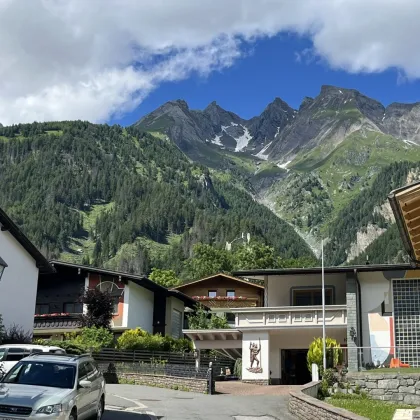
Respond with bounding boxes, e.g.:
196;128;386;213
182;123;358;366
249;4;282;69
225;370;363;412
0;344;63;350
22;353;92;364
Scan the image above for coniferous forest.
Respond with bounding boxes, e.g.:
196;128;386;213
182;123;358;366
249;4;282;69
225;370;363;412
0;121;314;278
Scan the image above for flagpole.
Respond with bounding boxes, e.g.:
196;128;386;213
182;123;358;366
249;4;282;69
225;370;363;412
322;238;326;371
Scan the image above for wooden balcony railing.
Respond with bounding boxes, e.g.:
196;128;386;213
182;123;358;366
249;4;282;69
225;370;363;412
34;313;81;330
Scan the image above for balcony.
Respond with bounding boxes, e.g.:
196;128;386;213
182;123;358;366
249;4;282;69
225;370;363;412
34;313;81;331
233;305;347;329
192;296;259;309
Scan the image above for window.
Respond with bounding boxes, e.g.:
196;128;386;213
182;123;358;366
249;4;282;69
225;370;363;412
5;348;30;362
35;304;49;315
226;290;235;297
78;362;89;380
0;348;5;361
226;313;235;323
63;302;83;313
292;288;334;306
112;297;119;315
208;290;217;298
171;309;182;339
3;362;76;389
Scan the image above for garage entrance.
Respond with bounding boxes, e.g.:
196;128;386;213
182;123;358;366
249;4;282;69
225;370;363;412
281;349;311;385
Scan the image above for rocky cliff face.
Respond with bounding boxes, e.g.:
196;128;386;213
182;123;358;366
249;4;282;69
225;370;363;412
135;85;420;166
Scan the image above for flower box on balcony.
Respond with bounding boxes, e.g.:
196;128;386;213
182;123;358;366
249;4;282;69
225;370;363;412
34;313;71;318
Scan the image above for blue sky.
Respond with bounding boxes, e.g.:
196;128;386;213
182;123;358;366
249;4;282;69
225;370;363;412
3;1;420;126
112;34;420;126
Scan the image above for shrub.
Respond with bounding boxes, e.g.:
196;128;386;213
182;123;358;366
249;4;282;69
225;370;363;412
187;305;230;329
34;339;87;355
117;328;147;350
234;358;242;379
307;337;342;374
322;368;337;386
317;379;330;400
67;327;114;351
2;324;33;344
117;328;192;352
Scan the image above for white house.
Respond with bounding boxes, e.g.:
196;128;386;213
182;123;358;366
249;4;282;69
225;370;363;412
0;207;53;335
184;263;420;385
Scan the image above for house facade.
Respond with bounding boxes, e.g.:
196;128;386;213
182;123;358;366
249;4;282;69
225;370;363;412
184;263;420;385
34;261;197;340
0;207;53;335
173;273;264;326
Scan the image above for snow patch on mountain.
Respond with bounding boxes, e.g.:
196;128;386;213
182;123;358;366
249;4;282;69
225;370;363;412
403;139;418;146
211;135;223;146
277;160;292;170
255;141;272;160
234;125;252;152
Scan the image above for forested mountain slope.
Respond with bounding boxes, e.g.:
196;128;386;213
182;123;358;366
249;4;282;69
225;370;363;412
0;122;313;276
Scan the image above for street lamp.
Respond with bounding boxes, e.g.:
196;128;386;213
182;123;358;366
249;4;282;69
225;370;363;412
0;255;7;281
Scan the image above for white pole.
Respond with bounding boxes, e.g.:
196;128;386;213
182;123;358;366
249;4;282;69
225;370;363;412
322;238;326;371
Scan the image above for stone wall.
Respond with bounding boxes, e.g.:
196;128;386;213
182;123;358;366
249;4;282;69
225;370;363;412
346;372;420;405
242;379;269;386
289;382;368;420
117;372;208;394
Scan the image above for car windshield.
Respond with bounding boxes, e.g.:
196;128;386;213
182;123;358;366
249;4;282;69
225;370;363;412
2;361;76;389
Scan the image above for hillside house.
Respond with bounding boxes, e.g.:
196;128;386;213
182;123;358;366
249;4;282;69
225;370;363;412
0;207;53;335
34;261;197;340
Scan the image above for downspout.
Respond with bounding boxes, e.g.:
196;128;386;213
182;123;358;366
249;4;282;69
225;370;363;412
355;269;363;366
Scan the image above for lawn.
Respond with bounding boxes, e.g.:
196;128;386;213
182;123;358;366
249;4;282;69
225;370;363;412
329;394;414;420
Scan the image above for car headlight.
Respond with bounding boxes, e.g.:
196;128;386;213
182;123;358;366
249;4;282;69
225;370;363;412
37;404;63;414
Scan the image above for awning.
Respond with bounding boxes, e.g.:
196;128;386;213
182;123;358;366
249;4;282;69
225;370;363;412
389;181;420;265
183;329;242;353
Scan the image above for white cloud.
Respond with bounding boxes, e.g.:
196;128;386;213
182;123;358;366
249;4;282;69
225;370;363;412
1;0;420;124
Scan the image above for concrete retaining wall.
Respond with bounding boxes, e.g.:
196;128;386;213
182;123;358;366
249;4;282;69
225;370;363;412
289;382;368;420
347;373;420;405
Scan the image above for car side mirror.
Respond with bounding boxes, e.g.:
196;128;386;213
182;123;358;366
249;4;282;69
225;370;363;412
78;380;92;389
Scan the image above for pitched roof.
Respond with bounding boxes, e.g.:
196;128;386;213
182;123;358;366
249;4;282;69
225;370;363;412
0;207;53;274
48;260;201;308
172;272;265;290
233;263;413;277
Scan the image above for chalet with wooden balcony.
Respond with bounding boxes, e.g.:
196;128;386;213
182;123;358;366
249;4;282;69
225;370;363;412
172;273;264;325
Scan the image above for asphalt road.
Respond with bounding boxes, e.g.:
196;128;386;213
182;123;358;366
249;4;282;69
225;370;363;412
104;384;296;420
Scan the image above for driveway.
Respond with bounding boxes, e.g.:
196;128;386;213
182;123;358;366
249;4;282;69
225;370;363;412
104;384;296;420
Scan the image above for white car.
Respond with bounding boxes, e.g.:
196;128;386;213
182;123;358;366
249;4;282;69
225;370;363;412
0;344;65;374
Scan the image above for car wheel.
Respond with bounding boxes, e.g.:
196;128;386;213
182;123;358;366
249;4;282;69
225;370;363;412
96;396;104;420
69;408;77;420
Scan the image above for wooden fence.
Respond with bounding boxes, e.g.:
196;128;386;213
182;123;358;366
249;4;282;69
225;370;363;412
92;348;235;375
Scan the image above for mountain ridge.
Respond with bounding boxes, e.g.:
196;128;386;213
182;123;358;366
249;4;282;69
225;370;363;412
134;85;420;264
